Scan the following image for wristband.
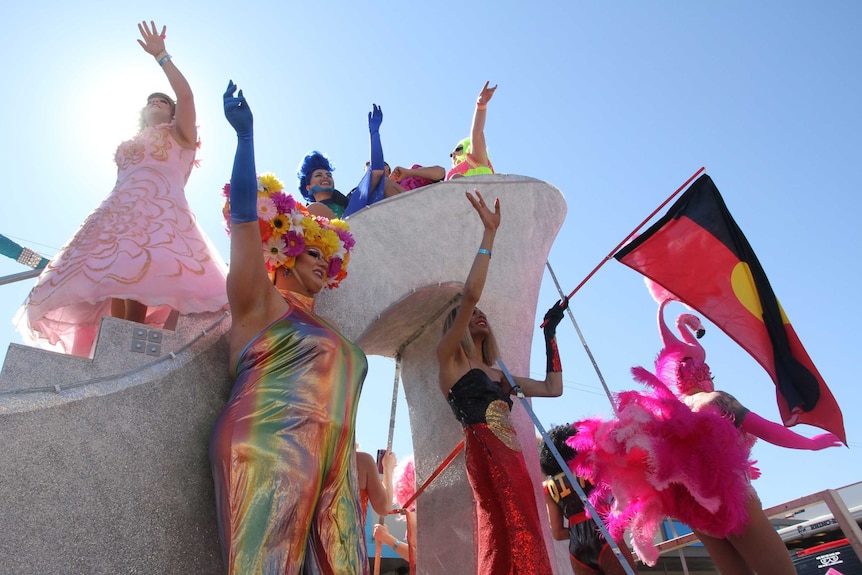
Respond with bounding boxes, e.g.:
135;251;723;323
393;540;401;548
477;248;491;258
476;102;487;110
158;53;172;66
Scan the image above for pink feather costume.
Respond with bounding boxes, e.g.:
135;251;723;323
568;294;759;566
392;454;416;512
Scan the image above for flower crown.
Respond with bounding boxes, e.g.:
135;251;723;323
222;172;355;289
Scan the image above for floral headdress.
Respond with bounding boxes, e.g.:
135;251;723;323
222;172;355;289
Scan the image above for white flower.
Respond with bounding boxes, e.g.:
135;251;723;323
263;236;287;268
287;211;306;233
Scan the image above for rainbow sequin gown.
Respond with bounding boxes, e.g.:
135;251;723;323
210;291;368;574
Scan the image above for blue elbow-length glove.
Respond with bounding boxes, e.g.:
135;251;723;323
368;103;384;171
224;80;257;224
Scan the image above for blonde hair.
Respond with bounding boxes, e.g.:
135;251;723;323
442;305;500;366
138;92;176;133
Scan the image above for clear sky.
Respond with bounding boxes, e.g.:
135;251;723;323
1;0;859;516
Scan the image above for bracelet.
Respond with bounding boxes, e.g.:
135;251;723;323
477;248;492;258
393;539;401;548
158;53;172;66
476;102;487;110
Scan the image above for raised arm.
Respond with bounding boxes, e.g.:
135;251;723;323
469;81;497;167
367;104;386;191
222;82;278;322
436;191;500;390
137;21;197;149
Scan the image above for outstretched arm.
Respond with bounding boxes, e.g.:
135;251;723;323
740;412;843;450
137;21;197;149
390;165;446;183
469;81;497;167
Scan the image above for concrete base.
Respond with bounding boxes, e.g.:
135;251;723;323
0;311;231;574
0;175;567;574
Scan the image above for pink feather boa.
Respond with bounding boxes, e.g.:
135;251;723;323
568;368;759;565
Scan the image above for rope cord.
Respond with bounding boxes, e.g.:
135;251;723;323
391;439;465;515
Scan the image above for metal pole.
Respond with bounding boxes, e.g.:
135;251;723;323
498;359;638;575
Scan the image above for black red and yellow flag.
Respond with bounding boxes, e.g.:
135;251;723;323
614;174;845;443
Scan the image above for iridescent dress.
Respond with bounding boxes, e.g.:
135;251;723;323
16;123;227;357
447;369;553;575
210;290;368;574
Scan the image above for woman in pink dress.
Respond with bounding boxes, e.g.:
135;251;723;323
16;21;227;357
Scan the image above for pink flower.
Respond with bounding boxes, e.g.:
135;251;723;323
335;228;355;252
284;230;306;257
271;192;296;214
327;257;342;279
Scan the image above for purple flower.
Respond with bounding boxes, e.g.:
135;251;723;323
335;228;355;252
284;230;306;257
271;192;297;215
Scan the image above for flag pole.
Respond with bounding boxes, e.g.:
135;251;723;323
555;167;705;305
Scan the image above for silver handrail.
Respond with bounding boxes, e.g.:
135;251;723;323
0;269;41;287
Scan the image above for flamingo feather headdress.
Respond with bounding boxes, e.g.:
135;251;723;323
646;279;714;394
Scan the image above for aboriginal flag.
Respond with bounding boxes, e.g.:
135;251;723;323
614;174;845;443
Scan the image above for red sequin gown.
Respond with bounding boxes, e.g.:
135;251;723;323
447;369;553;575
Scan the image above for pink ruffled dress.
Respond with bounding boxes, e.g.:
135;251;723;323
16;123;228;357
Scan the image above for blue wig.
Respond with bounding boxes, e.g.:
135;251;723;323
297;151;335;201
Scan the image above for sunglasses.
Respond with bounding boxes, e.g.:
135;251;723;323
450;146;464;158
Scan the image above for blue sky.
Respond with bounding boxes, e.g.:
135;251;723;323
1;0;860;517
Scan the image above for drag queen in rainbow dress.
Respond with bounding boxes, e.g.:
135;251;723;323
210;81;365;574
